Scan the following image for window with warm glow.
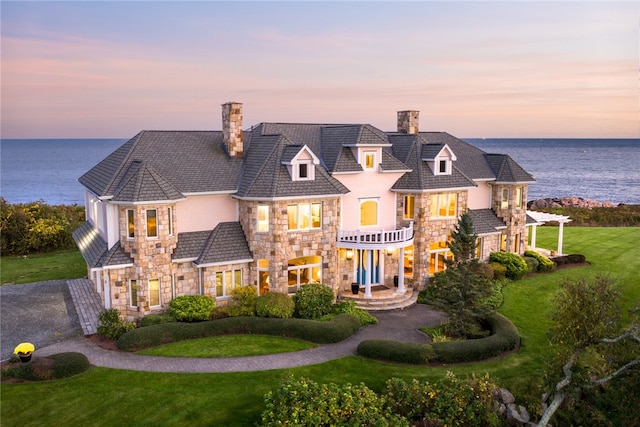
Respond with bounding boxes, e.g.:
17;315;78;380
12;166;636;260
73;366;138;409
127;209;135;238
129;279;137;307
215;269;242;298
403;195;415;219
501;188;509;209
288;203;321;231
515;187;523;208
428;241;452;275
257;205;269;232
476;237;483;259
364;152;376;170
258;259;269;296
360;199;378;226
429;193;457;218
167;207;173;235
149;279;160;306
146;209;157;238
287;256;322;293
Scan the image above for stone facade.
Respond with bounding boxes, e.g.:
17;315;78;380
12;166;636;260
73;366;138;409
491;184;529;254
222;102;243;157
397;110;420;134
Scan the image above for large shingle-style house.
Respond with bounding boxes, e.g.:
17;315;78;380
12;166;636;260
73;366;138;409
74;102;535;320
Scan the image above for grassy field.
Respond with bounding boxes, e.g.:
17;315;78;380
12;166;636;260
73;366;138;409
1;226;639;426
0;249;86;285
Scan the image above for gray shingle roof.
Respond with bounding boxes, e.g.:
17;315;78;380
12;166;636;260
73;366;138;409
72;221;132;268
468;209;507;235
484;154;536;183
195;222;253;266
111;161;185;203
79;131;243;198
172;230;212;261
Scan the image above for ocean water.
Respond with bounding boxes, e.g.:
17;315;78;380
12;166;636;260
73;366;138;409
465;138;640;205
1;138;639;206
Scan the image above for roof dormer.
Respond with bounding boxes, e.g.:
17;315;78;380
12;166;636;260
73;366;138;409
421;143;457;176
281;145;320;181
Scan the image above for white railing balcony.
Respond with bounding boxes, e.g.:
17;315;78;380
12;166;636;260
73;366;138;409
337;222;414;248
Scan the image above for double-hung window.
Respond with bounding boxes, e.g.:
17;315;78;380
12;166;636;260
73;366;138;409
146;209;158;238
257;205;269;232
501;188;509;209
429;193;457;218
215;269;242;298
148;279;160;307
127;209;135;238
129;279;138;307
403;195;415;220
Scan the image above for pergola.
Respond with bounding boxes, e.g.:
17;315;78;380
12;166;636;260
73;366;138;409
526;210;572;255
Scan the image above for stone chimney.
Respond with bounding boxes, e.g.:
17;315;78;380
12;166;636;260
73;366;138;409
222;102;243;157
397;110;419;134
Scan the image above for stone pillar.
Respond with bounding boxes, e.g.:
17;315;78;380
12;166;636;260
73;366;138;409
397;110;419;134
222;102;243;157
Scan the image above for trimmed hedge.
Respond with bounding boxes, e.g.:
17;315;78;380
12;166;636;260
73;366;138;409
431;313;520;363
117;313;361;351
523;256;539;273
356;313;520;365
357;339;434;364
140;314;176;327
552;253;587;266
489;252;528;280
168;295;215;322
523;250;555;272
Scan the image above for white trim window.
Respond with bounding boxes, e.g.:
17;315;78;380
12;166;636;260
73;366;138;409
146;209;158;238
129;279;138;307
294;161;314;181
359;198;379;227
501;188;510;209
403;195;415;220
148;279;161;307
363;151;376;171
429;193;457;218
167;206;173;235
127;209;135;239
515;187;523;209
287;202;322;231
287;256;322;294
215;269;242;298
257;205;269;232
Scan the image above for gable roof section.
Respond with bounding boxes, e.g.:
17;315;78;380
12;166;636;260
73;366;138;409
172;230;211;262
484;154;536;183
111;161;185;203
79;131;243;198
236;132;349;199
195;222;253;266
468;209;507;235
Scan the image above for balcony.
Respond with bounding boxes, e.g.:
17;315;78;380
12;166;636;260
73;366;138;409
337;222;414;249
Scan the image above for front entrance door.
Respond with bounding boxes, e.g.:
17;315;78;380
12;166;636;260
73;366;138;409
356;249;379;286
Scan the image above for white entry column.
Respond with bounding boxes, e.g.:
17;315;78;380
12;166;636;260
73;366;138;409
396;247;406;293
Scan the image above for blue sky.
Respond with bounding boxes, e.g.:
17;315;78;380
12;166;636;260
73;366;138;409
1;1;638;138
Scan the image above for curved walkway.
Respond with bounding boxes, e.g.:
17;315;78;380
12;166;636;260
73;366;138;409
35;304;445;373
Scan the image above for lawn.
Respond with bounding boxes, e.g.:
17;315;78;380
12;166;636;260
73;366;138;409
0;249;86;285
2;227;639;426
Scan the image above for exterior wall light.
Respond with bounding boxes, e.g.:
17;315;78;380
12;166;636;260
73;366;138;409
345;249;354;260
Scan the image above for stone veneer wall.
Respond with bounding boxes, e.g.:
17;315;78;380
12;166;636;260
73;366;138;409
239;198;340;295
114;204;177;319
396;191;468;288
491;185;529;254
222;102;243;158
397;110;420;134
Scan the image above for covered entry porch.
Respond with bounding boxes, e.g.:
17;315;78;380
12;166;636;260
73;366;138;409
337;222;414;300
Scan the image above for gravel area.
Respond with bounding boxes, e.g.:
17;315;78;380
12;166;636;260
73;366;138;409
0;280;82;361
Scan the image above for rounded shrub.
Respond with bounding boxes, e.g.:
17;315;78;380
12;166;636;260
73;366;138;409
97;308;136;339
294;283;335;319
168;295;215;322
489;252;528;280
49;352;91;379
489;262;507;279
523;250;555;272
227;285;257;316
329;300;378;326
255;292;295;318
523;256;539;273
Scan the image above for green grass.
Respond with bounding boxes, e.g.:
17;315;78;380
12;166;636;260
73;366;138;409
2;227;639;426
0;249;86;285
136;335;317;357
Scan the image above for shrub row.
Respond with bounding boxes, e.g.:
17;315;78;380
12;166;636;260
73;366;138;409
117;314;360;352
431;313;520;363
489;252;528;280
1;352;90;381
523;250;555;272
356;313;519;364
552;253;587;265
356;340;434;364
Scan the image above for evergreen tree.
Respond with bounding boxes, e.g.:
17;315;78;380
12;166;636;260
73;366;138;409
429;212;494;337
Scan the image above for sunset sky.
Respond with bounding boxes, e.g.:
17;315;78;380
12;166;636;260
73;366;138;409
1;1;638;139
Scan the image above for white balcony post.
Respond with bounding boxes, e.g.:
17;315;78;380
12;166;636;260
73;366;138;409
364;250;372;298
396;246;405;293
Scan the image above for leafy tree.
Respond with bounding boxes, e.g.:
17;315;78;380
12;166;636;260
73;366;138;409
537;275;640;427
428;212;495;337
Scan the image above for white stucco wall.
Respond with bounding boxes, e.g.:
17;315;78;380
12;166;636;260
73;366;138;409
467;181;492;209
176;194;238;233
335;172;403;231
